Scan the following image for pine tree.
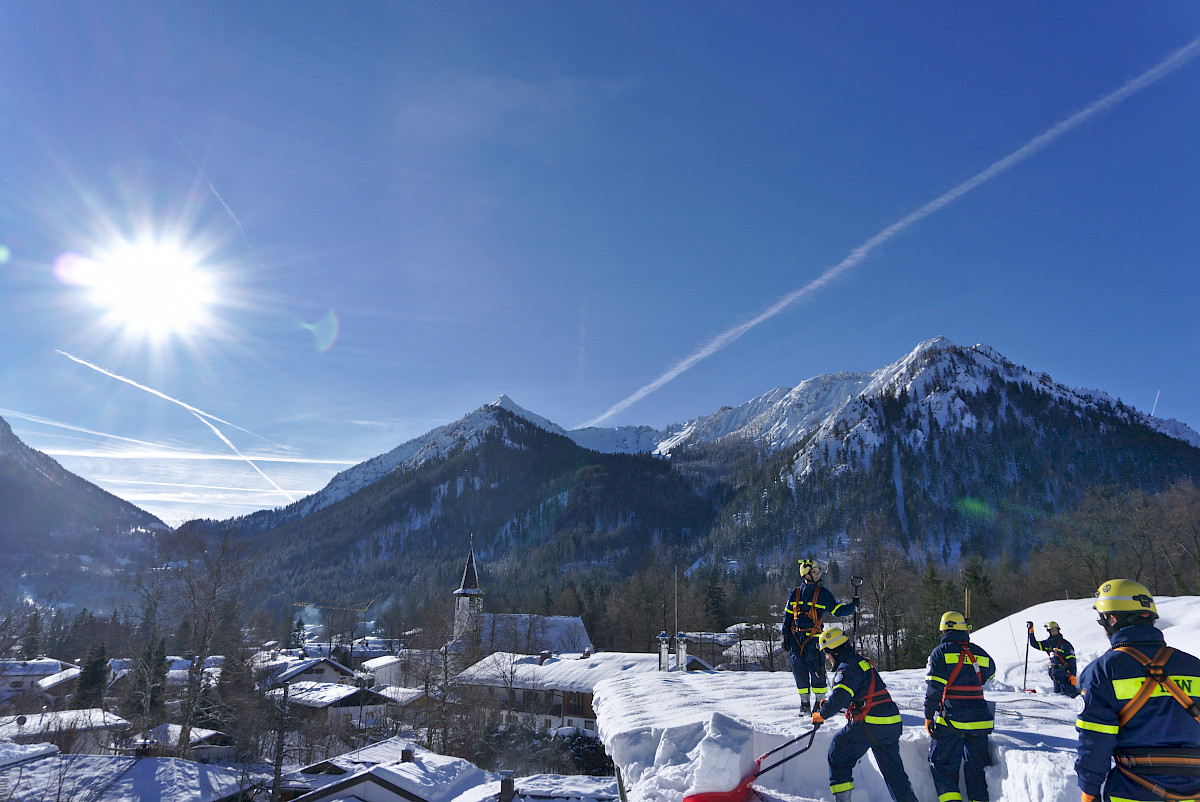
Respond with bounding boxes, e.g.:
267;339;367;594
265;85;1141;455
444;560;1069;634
75;641;108;710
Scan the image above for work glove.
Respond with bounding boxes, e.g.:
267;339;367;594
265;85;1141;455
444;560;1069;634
1070;675;1078;686
811;711;825;727
1081;793;1097;802
925;719;935;736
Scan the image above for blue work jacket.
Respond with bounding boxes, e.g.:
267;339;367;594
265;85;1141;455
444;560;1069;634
781;580;854;652
819;649;903;727
1028;631;1077;675
1075;624;1200;800
924;630;996;734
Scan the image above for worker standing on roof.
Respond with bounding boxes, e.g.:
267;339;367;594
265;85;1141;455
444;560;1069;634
782;558;856;715
1075;579;1200;802
812;627;918;802
925;610;996;802
1026;620;1079;697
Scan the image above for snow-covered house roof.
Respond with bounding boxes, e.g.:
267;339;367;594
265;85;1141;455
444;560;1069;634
371;685;426;706
274;657;355;684
292;747;492;802
0;657;72;679
266;681;391;710
362;655;403;672
149;723;230;747
36;665;81;692
460;614;592;655
455;774;620;802
0;709;132;742
0;740;58;771
456;651;689;694
0;754;253;801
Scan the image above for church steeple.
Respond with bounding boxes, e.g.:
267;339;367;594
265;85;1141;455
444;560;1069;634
453;546;484;638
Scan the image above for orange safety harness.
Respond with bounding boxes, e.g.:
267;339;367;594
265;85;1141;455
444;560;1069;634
847;658;894;722
940;645;985;708
789;584;823;642
1108;645;1200;802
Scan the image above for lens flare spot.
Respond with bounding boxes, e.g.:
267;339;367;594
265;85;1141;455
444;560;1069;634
955;497;994;520
302;310;339;352
0;244;10;264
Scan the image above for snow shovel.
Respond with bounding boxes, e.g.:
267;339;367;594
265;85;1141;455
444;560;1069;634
682;725;821;802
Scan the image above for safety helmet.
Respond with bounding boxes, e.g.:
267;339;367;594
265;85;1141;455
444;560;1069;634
1094;579;1157;618
1045;621;1060;630
939;611;970;631
818;627;849;651
798;559;818;577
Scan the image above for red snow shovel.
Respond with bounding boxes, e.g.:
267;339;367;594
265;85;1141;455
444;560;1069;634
682;725;821;802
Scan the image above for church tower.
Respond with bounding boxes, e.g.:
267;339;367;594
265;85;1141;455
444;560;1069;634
453;548;484;639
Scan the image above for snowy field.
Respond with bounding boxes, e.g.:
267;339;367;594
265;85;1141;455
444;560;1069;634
593;596;1199;802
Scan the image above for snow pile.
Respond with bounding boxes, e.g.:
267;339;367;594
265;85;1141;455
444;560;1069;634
593;596;1200;802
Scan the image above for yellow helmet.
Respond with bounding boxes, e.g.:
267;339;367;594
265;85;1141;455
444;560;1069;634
1094;579;1157;618
818;627;849;651
1045;621;1060;630
798;559;816;577
940;611;970;631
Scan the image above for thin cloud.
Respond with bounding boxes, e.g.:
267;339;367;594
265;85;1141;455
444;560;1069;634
111;479;322;495
57;350;297;501
41;448;355;464
579;33;1200;429
0;407;190;452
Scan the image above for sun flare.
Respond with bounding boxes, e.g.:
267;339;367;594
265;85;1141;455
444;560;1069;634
60;237;218;341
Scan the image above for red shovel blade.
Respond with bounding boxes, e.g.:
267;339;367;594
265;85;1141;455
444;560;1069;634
681;758;763;802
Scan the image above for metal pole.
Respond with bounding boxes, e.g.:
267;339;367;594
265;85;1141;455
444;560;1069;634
850;576;864;648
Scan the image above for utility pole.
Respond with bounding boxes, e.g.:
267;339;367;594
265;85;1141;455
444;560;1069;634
270;683;289;802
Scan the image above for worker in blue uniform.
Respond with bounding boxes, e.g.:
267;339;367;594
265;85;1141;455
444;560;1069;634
1027;619;1079;697
1075;578;1200;802
812;627;918;802
924;610;996;802
782;559;856;714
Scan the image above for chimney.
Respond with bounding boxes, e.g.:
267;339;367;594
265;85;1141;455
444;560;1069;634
580;647;591;659
657;632;671;672
498;770;516;802
401;748;415;763
538;650;552;665
675;633;689;672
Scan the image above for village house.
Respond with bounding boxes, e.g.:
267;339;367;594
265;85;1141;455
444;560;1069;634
0;658;75;711
0;709;132;755
265;680;394;728
454;648;710;734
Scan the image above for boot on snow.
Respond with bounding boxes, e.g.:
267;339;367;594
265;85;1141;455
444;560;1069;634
799;697;811;716
833;791;851;802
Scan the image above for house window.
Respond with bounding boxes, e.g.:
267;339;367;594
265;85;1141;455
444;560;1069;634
9;681;22;688
544;719;552;729
563;691;588;717
585;720;594;730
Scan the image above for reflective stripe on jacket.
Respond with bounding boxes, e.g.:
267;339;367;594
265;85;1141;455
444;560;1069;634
924;630;996;733
819;650;903;727
1075;624;1200;800
781;581;854;652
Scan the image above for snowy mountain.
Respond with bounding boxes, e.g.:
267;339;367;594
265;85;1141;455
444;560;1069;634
228;337;1200;531
0;415;167;607
593;594;1200;802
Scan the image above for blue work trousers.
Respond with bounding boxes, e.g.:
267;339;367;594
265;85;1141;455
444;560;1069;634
928;730;990;802
829;721;917;802
788;640;827;696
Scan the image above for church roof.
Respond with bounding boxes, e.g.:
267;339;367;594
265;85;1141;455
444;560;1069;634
455;549;482;595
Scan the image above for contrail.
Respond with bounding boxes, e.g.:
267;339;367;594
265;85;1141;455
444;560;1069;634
579;34;1200;429
57;350;295;500
189;411;295;503
175;136;256;252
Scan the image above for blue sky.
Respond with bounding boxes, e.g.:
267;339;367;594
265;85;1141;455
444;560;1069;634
2;4;1198;525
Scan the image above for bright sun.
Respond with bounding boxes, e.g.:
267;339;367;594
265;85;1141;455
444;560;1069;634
62;237;218;341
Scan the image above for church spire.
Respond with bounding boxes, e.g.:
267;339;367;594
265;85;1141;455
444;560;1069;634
457;548;480;594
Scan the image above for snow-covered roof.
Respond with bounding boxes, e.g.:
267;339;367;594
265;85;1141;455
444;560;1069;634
457;651;673;694
371;685;425;706
361;655;403;672
149;723;227;746
466;614;592;654
456;774;620;802
0;740;58;771
37;665;81;690
0;657;72;677
0;754;253;801
296;749;493;802
267;681;388;709
276;657;355;683
592;594;1200;802
0;709;131;740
